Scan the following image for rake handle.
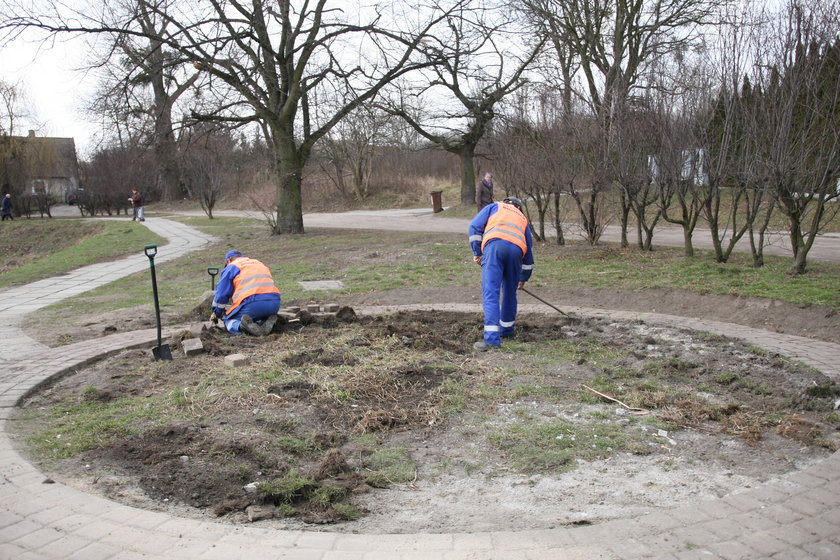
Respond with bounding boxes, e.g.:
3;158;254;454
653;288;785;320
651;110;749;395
521;287;569;317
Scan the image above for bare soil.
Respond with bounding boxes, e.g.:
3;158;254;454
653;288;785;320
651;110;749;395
345;285;840;345
11;295;840;534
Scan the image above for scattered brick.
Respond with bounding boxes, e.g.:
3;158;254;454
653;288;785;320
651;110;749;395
224;353;249;367
182;338;204;356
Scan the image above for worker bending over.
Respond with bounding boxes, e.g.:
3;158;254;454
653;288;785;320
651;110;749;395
468;196;534;351
212;250;281;336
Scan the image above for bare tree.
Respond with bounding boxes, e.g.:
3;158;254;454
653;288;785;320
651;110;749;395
0;79;35;210
684;3;774;265
80;144;151;216
85;1;200;201
318;106;393;202
2;0;466;233
651;104;707;257
380;2;544;206
613;111;661;251
522;0;723;245
750;1;840;274
182;125;238;219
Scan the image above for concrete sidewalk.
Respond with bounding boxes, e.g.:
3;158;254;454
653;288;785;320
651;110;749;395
163;206;840;264
1;217;839;559
0;218;217;364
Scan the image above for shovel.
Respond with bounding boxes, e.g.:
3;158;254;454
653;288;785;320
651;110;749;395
207;266;219;290
144;244;172;361
521;286;573;318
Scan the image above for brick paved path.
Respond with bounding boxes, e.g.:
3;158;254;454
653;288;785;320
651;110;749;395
1;218;839;559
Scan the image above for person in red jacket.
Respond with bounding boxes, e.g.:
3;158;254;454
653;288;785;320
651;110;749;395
211;250;281;335
129;188;145;221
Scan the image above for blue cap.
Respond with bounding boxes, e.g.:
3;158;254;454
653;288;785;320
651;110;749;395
225;250;242;261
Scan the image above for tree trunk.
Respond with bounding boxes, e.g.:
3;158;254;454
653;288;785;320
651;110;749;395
272;136;305;235
553;193;565;245
459;147;477;206
154;121;180;201
707;211;724;262
749;226;765;268
619;188;630;248
683;227;694;258
792;245;808;274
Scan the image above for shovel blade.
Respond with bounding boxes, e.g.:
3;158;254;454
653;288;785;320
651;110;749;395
153;344;173;361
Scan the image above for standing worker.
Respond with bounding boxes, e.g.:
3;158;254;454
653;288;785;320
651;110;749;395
476;172;494;211
129;188;145;221
1;193;12;221
468;196;534;351
211;250;281;336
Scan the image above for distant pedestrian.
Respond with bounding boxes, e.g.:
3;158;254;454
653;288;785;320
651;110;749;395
129;188;145;221
1;194;12;221
476;172;494;211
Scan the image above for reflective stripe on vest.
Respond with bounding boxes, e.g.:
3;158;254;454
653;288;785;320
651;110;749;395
481;202;528;254
226;258;280;317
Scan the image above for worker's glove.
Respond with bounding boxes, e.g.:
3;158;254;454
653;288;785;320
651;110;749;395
209;312;219;325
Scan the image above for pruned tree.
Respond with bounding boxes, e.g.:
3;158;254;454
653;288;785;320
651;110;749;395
750;0;840;274
522;0;724;245
686;2;773;265
651;104;707;257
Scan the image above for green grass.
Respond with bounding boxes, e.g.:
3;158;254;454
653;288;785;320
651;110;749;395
529;243;840;308
14;214;840;338
24;396;167;460
488;418;646;474
258;469;315;503
363;446;416;487
0;220;166;288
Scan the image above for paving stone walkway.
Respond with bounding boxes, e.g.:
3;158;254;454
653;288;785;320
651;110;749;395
1;218;839;559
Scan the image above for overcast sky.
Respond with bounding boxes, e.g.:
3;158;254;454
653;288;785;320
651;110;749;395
1;28;99;157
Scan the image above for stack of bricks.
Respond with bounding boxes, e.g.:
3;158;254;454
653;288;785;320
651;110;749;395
279;303;341;322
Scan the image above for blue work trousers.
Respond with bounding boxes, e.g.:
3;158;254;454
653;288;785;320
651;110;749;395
224;296;281;335
481;239;521;346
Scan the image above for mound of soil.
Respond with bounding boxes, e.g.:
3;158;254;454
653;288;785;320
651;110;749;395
12;310;840;533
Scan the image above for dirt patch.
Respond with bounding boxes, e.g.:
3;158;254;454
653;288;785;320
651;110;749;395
10;310;840;534
345;285;840;345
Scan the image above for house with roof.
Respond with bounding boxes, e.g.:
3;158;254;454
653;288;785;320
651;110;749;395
1;131;80;200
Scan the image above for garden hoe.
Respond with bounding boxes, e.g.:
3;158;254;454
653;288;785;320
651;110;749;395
144;244;172;361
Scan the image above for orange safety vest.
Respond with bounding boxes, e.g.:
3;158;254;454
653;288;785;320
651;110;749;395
481;202;528;255
226;257;280;316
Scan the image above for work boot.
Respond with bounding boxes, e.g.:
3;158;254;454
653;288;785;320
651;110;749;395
240;315;262;336
473;341;499;352
261;314;278;335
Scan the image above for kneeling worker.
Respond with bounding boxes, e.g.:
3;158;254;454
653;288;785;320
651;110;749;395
212;250;281;336
468;196;534;350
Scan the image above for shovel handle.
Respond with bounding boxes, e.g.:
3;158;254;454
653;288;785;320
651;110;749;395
207;267;219;276
144;244;157;259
